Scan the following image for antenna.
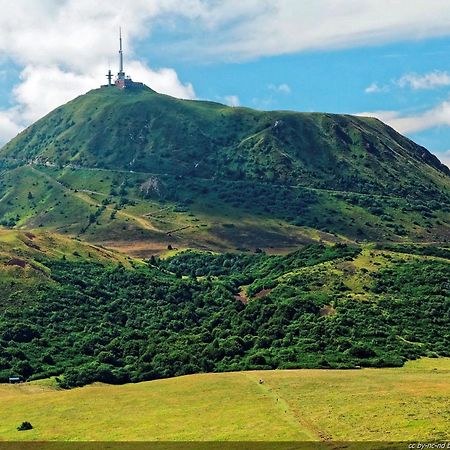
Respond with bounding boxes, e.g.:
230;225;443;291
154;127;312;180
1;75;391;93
106;69;113;86
118;27;124;78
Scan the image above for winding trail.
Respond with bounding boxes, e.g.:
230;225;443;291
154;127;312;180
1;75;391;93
29;166;159;233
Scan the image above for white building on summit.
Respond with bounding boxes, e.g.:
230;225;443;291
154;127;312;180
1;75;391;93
102;29;145;90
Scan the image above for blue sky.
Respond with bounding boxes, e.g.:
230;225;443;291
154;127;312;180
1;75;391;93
1;0;450;167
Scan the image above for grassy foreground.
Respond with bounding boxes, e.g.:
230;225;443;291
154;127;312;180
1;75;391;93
0;358;449;442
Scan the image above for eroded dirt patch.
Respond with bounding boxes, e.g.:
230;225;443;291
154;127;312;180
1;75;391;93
6;258;27;268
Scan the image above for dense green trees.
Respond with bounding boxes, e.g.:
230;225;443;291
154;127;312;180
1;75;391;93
0;244;448;388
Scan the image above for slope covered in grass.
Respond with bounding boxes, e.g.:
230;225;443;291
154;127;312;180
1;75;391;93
0;87;449;247
0;162;448;252
0;358;448;441
3;87;449;196
0;228;135;306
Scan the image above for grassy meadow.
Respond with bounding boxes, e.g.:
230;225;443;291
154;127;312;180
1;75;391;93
0;358;449;442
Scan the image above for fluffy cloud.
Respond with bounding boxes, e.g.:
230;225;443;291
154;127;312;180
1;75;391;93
0;0;205;69
125;61;195;100
366;71;450;94
167;0;450;61
365;83;381;94
358;100;450;135
0;110;22;146
364;82;389;94
396;71;450;90
223;95;240;107
268;83;291;94
13;66;97;123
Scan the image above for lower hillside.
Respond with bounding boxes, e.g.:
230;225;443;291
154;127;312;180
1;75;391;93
1;358;449;441
0;164;449;255
0;229;134;305
0;239;448;387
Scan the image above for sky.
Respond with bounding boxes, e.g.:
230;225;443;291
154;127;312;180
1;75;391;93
1;1;450;167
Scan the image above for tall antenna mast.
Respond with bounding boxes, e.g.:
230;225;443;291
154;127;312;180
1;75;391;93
118;27;125;79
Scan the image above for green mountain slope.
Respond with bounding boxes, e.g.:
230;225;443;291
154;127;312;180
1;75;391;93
0;87;449;251
3;87;449;192
0;242;449;386
0;87;448;405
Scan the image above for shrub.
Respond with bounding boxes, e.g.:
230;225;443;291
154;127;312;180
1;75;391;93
17;421;33;431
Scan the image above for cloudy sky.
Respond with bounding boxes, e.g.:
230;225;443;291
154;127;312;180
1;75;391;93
1;0;450;167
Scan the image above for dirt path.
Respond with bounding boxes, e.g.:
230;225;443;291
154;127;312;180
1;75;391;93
244;372;333;442
24;161;412;201
30;167;159;233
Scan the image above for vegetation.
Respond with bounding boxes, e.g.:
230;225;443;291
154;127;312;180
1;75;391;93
0;87;448;249
17;421;33;432
0;83;448;443
3;87;449;195
1;358;449;441
0;242;448;388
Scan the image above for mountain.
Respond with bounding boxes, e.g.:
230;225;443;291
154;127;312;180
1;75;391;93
2;86;449;187
0;87;449;254
0;87;449;387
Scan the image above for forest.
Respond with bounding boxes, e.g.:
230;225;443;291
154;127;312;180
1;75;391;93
0;243;448;388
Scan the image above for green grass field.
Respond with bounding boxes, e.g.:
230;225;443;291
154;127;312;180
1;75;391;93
1;358;448;442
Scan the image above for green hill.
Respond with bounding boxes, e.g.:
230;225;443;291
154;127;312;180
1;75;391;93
2;87;449;191
0;88;449;443
0;228;134;303
0;240;448;386
0;87;449;252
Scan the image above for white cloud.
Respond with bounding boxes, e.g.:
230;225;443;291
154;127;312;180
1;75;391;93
125;61;195;100
439;150;450;168
13;65;97;123
223;95;240;107
0;0;204;69
365;83;380;94
0;109;22;146
396;71;450;90
268;83;291;94
165;0;450;61
366;71;450;94
364;82;389;94
358;100;450;134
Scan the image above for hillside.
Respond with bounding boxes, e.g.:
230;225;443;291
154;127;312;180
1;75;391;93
1;359;449;441
2;87;449;190
0;229;135;304
0;241;448;386
0;87;449;252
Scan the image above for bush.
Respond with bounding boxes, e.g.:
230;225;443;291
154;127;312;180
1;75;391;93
17;421;33;431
